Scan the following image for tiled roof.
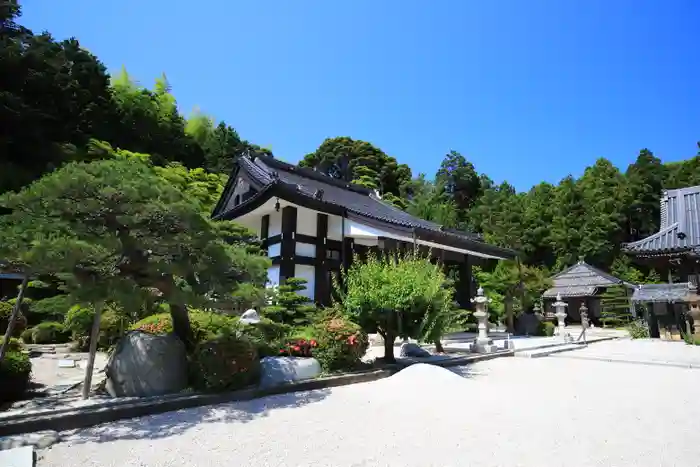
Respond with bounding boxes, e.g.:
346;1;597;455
631;283;698;303
542;285;597;298
215;155;515;259
623;185;700;255
543;260;627;298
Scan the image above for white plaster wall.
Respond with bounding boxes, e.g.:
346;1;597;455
268;211;282;237
267;265;280;288
327;215;343;241
296;208;318;236
295;242;316;257
294;264;316;300
268;243;281;257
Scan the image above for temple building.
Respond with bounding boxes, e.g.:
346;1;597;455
542;258;635;325
211;153;517;306
622;185;700;339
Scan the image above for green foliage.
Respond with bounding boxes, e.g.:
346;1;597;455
537;321;556;337
131;310;240;344
263;278;318;327
600;286;633;328
0;350;31;403
238;318;292;358
31;321;70;344
0;337;22;352
0;300;27;337
0;157;268;347
335;252;454;361
20;328;33;344
474;261;552;319
313;314;368;372
299;136;411;204
189;332;261;391
627;319;650;339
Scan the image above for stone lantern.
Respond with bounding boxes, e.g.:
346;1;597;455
470;287;496;353
553;293;569;341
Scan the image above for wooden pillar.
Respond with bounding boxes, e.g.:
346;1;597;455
343;237;354;272
457;254;472;309
279;206;297;283
314;213;329;305
260;214;270;255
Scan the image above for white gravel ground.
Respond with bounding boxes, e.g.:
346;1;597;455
38;355;700;467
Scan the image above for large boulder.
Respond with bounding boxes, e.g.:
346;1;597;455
105;331;188;398
259;357;321;389
399;342;432;358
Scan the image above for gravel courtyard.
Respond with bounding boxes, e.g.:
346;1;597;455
38;342;700;467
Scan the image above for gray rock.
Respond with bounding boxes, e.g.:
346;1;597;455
399;342;432;358
0;430;60;451
0;445;34;467
240;309;261;325
105;331;188;398
259;357;321;389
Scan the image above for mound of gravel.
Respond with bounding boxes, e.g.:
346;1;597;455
385;363;467;387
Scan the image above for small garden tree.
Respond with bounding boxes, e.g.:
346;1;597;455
335;251;455;363
263;278;317;327
600;285;633;328
0;158;269;350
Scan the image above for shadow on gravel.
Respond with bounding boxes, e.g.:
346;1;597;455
61;388;332;446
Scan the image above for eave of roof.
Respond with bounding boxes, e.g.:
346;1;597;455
214;156;518;260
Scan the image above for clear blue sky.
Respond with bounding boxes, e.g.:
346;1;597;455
20;0;700;191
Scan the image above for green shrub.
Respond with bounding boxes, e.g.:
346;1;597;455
20;327;33;344
313;316;368;372
0;300;27;337
31;321;70;344
537;321;556;337
189;331;260;391
627;319;650;339
131;310;240;343
68;306;125;351
0;350;31;403
237;317;291;357
0;337;22;352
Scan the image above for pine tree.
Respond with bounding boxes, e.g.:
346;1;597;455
263;278;318;327
600;286;633;328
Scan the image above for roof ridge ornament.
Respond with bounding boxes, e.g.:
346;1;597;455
578;255;585;264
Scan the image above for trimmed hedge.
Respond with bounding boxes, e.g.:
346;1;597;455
30;321;71;344
131;311;240;343
0;300;28;338
0;350;31;403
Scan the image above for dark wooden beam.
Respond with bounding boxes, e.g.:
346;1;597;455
279;206;297;283
260;215;270;254
315;213;329;305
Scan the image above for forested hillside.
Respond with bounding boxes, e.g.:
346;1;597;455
3;0;700;283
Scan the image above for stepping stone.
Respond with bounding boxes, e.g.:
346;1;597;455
57;359;75;368
0;445;34;467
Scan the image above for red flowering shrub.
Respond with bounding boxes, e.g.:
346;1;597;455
189;332;261;391
313;316;368;372
278;338;317;357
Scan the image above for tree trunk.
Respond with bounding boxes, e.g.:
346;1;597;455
170;303;193;350
505;295;515;334
0;274;28;363
82;301;103;399
435;339;445;353
381;330;396;364
157;274;194;350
